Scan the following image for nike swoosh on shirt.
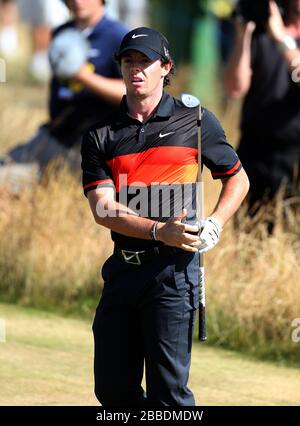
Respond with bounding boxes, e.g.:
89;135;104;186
132;34;148;38
159;132;175;138
123;253;136;261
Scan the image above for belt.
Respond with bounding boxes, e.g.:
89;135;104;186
114;245;176;265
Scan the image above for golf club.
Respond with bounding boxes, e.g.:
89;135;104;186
180;93;206;342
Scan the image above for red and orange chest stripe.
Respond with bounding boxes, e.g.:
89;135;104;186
106;146;198;190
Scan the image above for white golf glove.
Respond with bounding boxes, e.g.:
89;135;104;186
198;216;222;253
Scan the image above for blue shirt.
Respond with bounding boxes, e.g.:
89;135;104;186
49;15;128;147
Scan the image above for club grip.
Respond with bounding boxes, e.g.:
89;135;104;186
198;263;207;341
198;304;207;341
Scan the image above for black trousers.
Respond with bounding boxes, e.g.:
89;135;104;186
92;251;199;406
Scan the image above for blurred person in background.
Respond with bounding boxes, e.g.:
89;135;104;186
0;0;18;59
0;0;127;191
211;0;237;64
17;0;70;82
224;0;300;219
118;0;148;28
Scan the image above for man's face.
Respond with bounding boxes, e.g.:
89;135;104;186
66;0;103;21
120;50;171;98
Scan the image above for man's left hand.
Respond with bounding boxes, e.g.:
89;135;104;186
198;217;222;254
267;0;286;43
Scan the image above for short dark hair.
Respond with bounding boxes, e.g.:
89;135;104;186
161;57;176;87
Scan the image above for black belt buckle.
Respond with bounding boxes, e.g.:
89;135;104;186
121;249;146;265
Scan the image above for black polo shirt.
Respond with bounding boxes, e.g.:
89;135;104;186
81;92;241;249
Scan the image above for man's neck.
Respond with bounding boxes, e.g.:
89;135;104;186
126;91;164;123
76;8;105;31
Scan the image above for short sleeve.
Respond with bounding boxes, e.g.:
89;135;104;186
201;109;242;179
81;130;114;197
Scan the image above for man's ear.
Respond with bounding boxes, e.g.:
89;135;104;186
161;61;172;77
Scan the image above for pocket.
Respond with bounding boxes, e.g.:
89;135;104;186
100;255;113;283
174;253;200;308
186;255;200;310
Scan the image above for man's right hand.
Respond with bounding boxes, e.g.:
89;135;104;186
156;209;200;253
234;19;256;43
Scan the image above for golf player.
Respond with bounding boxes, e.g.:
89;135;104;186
81;27;250;406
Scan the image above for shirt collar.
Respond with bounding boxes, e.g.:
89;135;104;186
154;92;175;118
75;14;109;38
115;92;175;127
89;14;110;35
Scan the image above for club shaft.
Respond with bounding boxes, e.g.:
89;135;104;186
197;106;207;341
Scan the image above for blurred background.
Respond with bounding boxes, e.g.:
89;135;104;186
0;0;300;406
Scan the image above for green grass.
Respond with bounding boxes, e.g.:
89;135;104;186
1;302;300;406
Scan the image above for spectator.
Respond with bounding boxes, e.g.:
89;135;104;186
224;0;300;218
0;0;127;191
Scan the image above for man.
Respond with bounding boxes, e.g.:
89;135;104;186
48;0;127;150
224;0;300;214
0;0;127;190
81;27;249;406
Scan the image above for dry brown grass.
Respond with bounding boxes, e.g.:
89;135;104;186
206;206;300;362
0;167;113;313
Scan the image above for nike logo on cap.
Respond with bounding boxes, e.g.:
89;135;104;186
132;34;148;39
159;132;175;138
